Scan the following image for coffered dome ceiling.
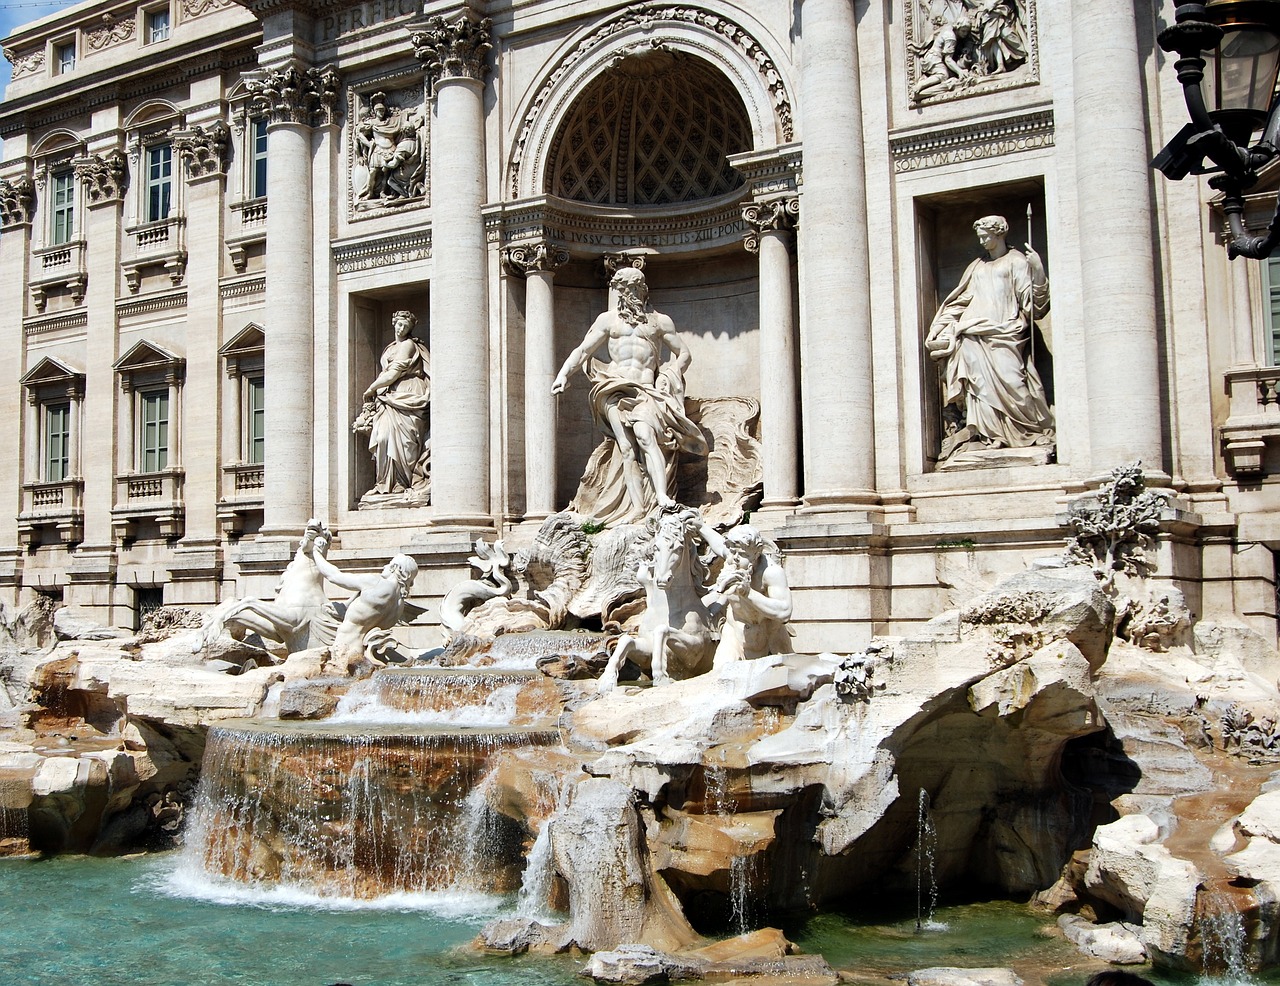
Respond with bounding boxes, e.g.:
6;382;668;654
545;48;751;207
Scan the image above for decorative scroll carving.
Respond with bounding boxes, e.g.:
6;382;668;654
602;253;645;278
741;197;798;254
509;4;794;198
351;88;426;207
411;15;492;87
4;47;44;80
0;176;36;227
173;122;231;179
73;151;128;204
503;241;569;277
905;0;1039;106
181;0;234;16
245;65;341;127
87;15;136;52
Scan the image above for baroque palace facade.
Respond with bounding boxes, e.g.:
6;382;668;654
0;0;1273;649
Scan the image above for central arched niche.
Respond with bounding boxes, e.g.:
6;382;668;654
544;48;751;206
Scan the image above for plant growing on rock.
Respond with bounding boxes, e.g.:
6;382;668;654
1064;461;1167;589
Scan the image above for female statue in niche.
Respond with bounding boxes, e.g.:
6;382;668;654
925;214;1053;465
353;310;431;504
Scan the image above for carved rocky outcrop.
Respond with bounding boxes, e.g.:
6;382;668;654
73;151;128;204
411;15;492;86
1064;461;1168;586
173;122;231;179
245;64;341;127
0;176;35;227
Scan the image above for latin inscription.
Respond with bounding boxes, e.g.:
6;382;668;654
319;0;417;42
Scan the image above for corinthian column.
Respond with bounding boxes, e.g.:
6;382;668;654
797;0;877;510
0;174;34;581
244;63;339;536
1070;0;1164;478
504;241;569;520
413;13;493;527
743;198;800;508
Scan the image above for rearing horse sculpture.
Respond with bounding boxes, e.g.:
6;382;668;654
597;507;718;693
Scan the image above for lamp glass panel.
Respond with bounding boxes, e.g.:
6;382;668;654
1209;28;1280;115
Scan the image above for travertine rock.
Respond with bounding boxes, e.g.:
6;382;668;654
1057;914;1148;964
907;968;1023;986
53;608;122;641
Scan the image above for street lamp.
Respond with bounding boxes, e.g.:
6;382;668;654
1155;1;1280;258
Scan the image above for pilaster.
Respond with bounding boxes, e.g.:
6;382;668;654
0;171;34;587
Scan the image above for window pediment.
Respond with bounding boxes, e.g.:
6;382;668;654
21;355;84;402
115;338;184;388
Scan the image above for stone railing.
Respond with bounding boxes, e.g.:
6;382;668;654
227;200;267;273
18;477;84;546
29;240;87;311
111;467;184;540
122;217;187;291
1222;365;1280;477
218;462;265;536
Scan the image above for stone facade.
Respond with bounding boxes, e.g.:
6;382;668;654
0;0;1272;650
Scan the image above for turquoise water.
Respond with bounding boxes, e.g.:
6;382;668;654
0;853;582;986
5;854;1275;986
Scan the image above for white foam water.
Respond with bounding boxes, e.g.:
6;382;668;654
328;678;523;728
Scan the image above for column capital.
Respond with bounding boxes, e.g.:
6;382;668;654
411;14;493;89
503;240;569;278
0;175;35;228
602;252;646;280
173;122;231;182
72;150;128;206
245;63;341;128
741;197;798;253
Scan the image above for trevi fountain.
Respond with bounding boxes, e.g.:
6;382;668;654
4;260;1280;986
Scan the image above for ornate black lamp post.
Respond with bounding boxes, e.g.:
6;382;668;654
1155;1;1280;257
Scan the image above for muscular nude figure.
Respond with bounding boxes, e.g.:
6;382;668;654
552;267;706;521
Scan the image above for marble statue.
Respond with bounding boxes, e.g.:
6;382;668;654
700;521;793;667
553;267;708;524
353;91;425;203
352;310;431;504
925;215;1053;463
439;539;515;635
967;0;1027;76
597;507;717;693
909;14;975;102
194;519;336;656
311;546;419;673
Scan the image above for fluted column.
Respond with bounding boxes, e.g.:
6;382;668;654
744;198;800;507
245;63;339;535
1071;0;1164;477
414;13;493;526
0;174;34;575
504;241;568;520
797;0;876;509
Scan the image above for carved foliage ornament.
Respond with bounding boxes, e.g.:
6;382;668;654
509;4;793;198
73;151;128;203
1063;461;1168;588
411;16;492;87
0;176;36;227
503;241;570;277
173;122;231;179
245;65;341;127
741;197;798;254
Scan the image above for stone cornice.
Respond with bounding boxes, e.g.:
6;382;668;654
889;108;1054;173
220;274;267;300
24;309;88;338
332;227;432;274
117;291;188;319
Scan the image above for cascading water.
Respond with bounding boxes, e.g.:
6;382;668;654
705;762;759;935
1198;891;1255;984
327;668;562;729
915;788;940;932
516;821;557;919
177;720;558;900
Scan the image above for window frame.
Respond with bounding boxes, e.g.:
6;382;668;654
138;388;170;473
44;401;72;483
144;142;173;223
250;116;268;200
143;4;170;45
49;168;75;246
52;37;76;75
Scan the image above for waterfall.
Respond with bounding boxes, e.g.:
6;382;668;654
515;822;557;919
326;668;557;729
177;721;557;901
915;788;940;932
705;762;759;935
1199;891;1255;984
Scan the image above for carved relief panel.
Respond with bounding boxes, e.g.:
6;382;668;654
905;0;1039;106
347;83;428;218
